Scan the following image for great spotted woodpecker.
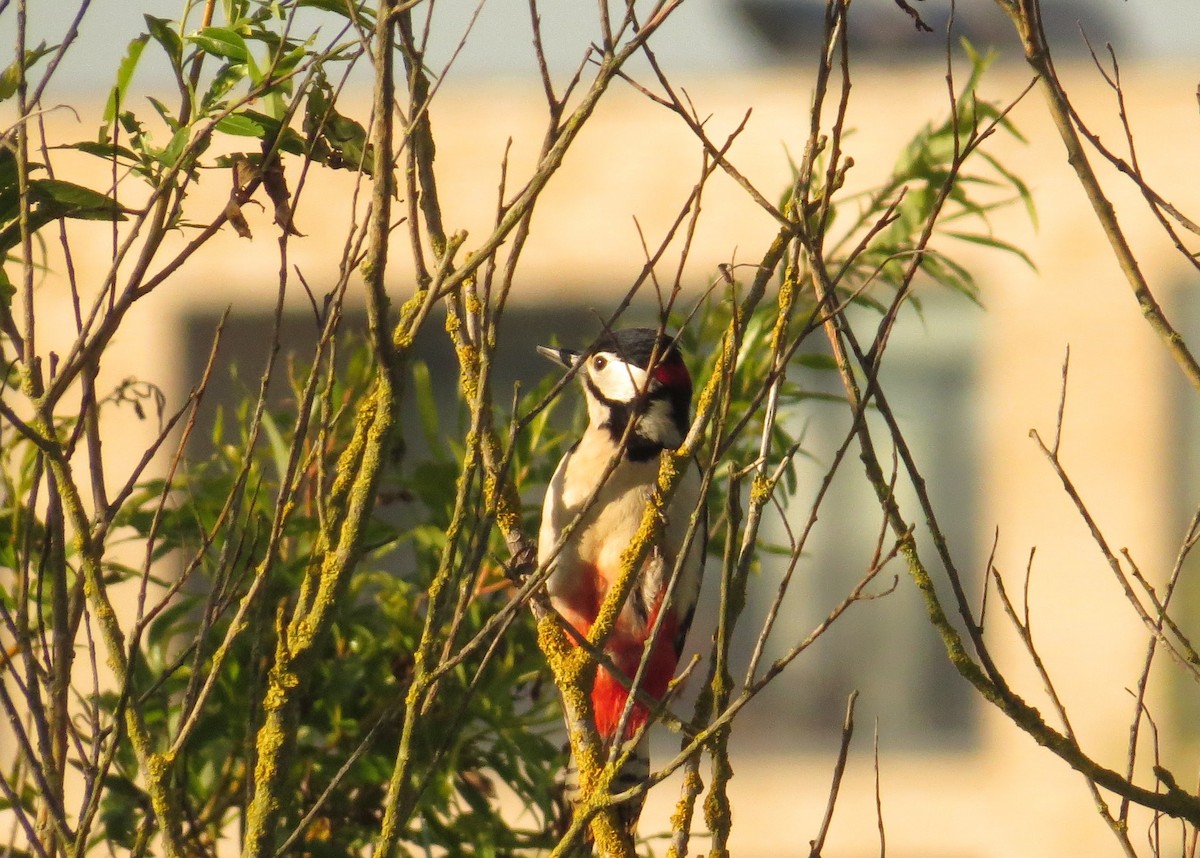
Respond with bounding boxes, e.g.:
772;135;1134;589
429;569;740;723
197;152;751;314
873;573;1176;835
536;327;706;836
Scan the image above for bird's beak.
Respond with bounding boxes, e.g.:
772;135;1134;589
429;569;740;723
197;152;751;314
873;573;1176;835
536;344;579;369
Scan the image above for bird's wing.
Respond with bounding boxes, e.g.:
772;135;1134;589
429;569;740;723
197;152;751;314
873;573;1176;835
536;442;578;569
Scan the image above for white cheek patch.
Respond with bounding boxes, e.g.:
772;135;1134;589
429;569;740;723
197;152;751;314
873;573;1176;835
637;398;682;448
591;357;648;403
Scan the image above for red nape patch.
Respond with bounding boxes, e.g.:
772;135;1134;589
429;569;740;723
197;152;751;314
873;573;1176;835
590;614;680;741
651;354;691;389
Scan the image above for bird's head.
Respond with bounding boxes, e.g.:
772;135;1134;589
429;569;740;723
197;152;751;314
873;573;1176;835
537;327;693;460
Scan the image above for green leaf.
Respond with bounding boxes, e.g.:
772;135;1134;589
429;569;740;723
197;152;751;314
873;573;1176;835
188;26;250;63
70;140;142;164
270;36;314;80
160;126;193;169
259;410;290;487
146;96;180;132
0;148;22;220
146;596;199;652
794;352;837;372
295;0;376;22
28;179;126;221
218;109;307;154
945;230;1037;271
214;112;266;137
411;360;443;457
0;265;13;308
919;251;979;302
0;42;54;103
980;151;1038;229
304;78;373;172
0;177;123;249
201;61;249;113
144;15;183;65
104;35;149;122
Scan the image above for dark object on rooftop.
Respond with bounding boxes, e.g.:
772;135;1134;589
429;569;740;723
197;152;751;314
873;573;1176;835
730;0;1120;61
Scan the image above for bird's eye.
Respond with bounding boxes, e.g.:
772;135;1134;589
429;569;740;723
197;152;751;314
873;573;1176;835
592;355;607;370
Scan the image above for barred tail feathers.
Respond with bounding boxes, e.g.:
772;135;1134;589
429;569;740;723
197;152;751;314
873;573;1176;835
556;601;682;841
559;733;651;846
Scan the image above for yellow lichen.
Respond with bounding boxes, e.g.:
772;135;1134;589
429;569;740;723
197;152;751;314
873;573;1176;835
392;290;429;349
483;471;523;537
665;766;704;857
147;750;175;781
690;331;737;441
748;473;772;507
463;289;483;320
589;809;632;857
537;614;585;685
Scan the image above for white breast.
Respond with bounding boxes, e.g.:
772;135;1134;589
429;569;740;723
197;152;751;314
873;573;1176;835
538;428;704;636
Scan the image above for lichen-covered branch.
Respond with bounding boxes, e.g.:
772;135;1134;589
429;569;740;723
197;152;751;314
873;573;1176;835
40;444;187;858
240;2;402;854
